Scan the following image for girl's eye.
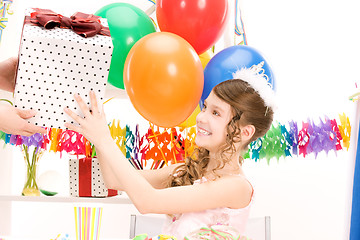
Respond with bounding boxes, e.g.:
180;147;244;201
202;105;207;111
213;111;219;116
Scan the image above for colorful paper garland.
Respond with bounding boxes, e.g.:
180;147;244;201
245;113;351;163
0;113;351;168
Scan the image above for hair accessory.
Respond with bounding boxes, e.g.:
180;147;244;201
232;62;277;111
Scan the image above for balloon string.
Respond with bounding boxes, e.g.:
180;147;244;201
0;98;13;105
184;127;188;159
349;91;360;101
103;97;114;104
170;129;177;164
235;0;247;45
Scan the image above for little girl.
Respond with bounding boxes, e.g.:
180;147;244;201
64;68;275;239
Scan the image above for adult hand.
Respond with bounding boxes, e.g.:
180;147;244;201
0;105;47;136
64;91;112;146
0;57;18;92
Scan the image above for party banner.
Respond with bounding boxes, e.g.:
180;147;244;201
0;113;351;169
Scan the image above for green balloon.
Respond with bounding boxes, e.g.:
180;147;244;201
95;3;125;18
95;3;156;89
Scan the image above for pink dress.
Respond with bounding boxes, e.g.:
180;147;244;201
161;176;254;239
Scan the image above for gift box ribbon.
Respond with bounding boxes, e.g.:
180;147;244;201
78;157;118;197
25;8;110;38
78;157;92;197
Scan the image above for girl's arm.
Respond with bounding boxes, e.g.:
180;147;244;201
140;163;182;189
96;140;252;214
98;158;181;190
64;93;180;191
64;92;252;214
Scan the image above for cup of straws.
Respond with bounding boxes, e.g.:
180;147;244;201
74;205;103;240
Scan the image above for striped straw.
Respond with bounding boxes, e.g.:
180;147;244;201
75;206;103;240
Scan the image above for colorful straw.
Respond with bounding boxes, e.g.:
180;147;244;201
74;206;103;240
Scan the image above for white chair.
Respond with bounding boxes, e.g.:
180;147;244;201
129;214;166;238
129;215;271;240
244;216;271;240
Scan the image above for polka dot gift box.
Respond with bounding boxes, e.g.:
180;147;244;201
14;8;113;129
69;157;119;197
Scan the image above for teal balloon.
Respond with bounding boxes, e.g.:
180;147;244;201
95;3;156;89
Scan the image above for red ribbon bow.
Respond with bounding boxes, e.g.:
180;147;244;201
26;8;110;38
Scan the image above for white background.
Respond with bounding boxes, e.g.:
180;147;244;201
0;0;359;239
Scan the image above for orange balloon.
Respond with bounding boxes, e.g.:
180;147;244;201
124;32;204;128
177;50;211;128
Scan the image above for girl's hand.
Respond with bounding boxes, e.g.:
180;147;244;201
64;91;111;146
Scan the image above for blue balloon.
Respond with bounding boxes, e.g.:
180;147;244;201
200;45;275;108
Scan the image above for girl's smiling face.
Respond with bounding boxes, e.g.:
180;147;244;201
195;91;233;153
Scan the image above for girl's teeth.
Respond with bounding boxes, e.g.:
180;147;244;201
199;129;210;135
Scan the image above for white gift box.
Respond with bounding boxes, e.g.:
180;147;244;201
69;157;119;197
14;8;113;129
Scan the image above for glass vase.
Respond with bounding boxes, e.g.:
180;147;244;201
21;145;43;196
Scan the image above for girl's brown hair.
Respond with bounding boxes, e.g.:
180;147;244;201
167;79;274;187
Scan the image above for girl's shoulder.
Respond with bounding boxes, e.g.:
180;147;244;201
222;175;253;209
198;174;253;209
224;174;253;193
198;173;251;186
197;174;253;195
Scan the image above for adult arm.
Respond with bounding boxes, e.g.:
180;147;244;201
0;57;17;92
0;105;46;136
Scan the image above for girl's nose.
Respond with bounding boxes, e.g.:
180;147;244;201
196;110;205;124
